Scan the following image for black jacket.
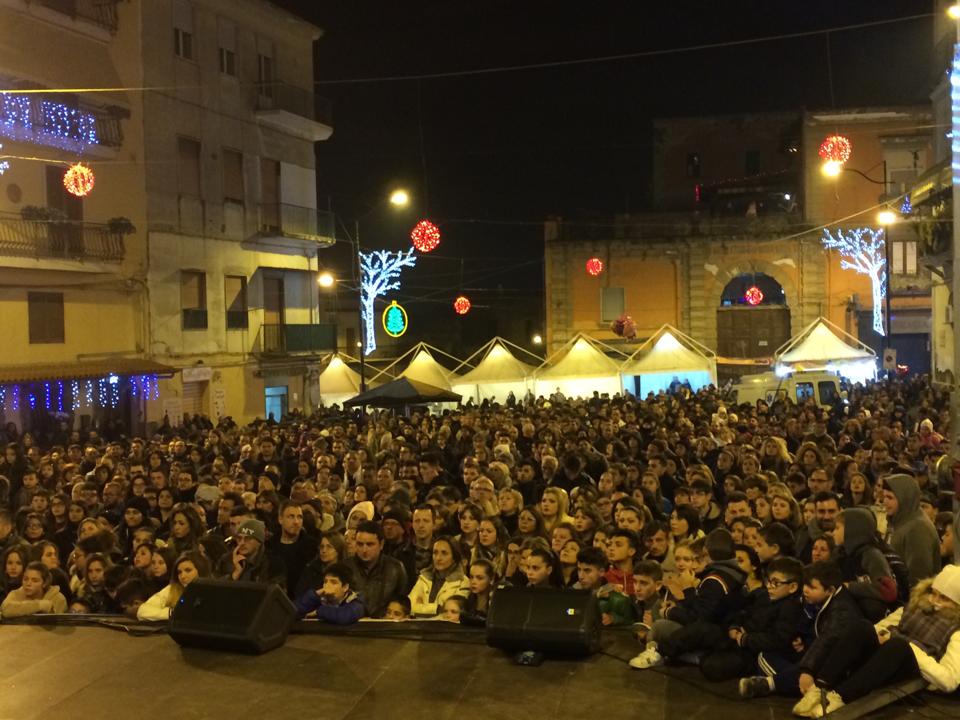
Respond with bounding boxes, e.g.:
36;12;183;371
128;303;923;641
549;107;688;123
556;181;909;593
737;591;802;655
667;558;746;626
344;554;408;618
798;586;865;673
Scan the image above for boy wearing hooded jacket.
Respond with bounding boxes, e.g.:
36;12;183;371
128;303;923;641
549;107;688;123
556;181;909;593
883;474;941;586
630;528;746;669
832;507;898;621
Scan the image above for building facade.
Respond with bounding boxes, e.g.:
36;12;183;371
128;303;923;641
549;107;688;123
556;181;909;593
0;0;334;434
545;106;934;376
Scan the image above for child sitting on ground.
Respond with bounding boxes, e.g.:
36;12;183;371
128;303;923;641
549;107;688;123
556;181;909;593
631;560;665;644
746;561;867;715
791;563;960;717
707;557;804;684
630;528;746;669
574;547;637;626
294;563;365;624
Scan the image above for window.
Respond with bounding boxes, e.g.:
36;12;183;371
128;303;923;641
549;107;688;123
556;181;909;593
818;381;838;405
28;292;64;344
745;150;761;176
222;149;244;203
218;19;237;77
181;271;207;330
225;275;248;330
258;52;274;98
173;1;194;60
600;287;624;323
891;240;917;275
686;153;701;179
795;382;814;402
219;48;236;76
177;137;201;197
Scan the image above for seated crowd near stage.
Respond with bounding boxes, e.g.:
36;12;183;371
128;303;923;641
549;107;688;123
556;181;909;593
1;375;959;716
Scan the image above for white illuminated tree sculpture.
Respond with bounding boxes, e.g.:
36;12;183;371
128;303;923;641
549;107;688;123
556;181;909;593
821;227;887;336
359;248;417;355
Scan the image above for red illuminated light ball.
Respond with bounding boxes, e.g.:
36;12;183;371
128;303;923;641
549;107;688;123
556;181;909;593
453;296;471;315
410;219;441;252
586;257;604;276
63;162;95;197
818;135;852;164
744;286;764;306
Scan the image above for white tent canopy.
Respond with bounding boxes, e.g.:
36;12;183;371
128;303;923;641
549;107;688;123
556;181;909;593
373;342;461;391
776;318;876;382
317;354;363;406
535;334;627;399
621;325;717;396
452;337;540;403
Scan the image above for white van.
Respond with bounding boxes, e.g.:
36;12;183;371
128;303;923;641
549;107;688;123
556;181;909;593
732;370;841;408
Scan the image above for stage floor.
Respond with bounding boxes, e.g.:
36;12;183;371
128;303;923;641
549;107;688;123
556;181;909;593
0;621;957;720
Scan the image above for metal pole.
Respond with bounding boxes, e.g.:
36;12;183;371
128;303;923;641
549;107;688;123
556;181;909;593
883;161;892;368
355;219;366;393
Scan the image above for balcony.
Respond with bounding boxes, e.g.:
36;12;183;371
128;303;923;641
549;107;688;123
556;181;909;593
256;323;337;356
0;91;123;155
254;82;333;142
32;0;120;33
0;211;125;262
182;309;208;330
256;203;335;248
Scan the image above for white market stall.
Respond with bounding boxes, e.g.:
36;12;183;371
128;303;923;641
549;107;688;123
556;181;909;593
372;342;462;392
451;337;540;404
316;354;364;406
535;333;627;399
775;317;877;383
620;325;717;396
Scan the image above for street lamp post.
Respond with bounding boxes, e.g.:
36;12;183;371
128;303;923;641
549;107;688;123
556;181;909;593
822;158;895;356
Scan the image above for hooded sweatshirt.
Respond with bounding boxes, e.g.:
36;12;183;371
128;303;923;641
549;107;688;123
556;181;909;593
885;474;941;585
838;507;897;619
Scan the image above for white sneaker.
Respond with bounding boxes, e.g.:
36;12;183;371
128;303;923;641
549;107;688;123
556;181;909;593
809;691;844;718
792;686;823;717
628;643;664;669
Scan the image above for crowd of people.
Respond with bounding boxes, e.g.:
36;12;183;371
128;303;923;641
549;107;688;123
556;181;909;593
1;374;959;717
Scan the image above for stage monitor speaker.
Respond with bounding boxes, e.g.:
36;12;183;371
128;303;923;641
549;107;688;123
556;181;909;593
486;586;600;656
168;579;296;655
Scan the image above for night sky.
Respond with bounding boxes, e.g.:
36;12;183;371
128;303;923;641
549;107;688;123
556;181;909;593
274;0;934;352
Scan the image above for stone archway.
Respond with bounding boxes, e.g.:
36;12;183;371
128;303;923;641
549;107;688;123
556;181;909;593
714;261;799;358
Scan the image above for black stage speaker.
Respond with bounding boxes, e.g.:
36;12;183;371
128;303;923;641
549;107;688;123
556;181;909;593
486;587;601;656
168;579;296;654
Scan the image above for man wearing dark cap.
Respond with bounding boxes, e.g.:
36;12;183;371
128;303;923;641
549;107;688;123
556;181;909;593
223;518;286;586
381;508;415;588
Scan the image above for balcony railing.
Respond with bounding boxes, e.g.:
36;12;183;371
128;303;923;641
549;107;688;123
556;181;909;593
258;203;335;244
0;213;125;262
255;82;332;126
257;323;337;355
32;0;119;33
0;92;123;153
182;309;208;330
226;309;249;330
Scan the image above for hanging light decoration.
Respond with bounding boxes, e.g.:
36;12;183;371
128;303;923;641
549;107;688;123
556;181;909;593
818;135;852;165
410;219;441;253
63;162;95;197
453;295;471;315
744;286;764;306
586;257;604;276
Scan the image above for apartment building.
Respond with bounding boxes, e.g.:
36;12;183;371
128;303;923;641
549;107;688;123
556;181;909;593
0;0;334;434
